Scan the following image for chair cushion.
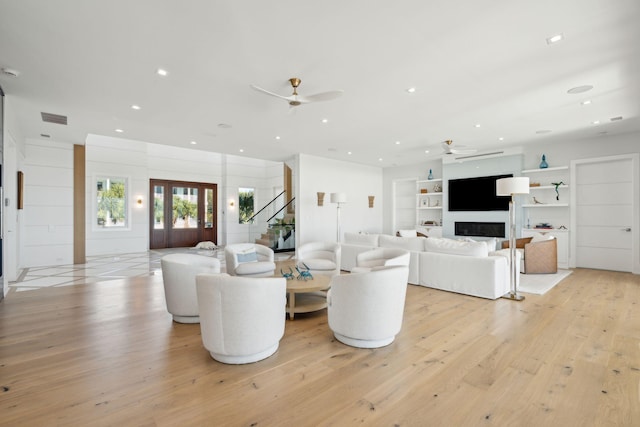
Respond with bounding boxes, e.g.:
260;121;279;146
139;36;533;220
235;261;275;275
299;259;337;271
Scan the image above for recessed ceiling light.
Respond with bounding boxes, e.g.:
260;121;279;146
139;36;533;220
190;141;197;145
347;151;352;155
322;118;328;123
475;124;481;128
239;148;244;153
592;120;600;125
395;141;401;145
424;150;429;154
378;158;383;162
567;85;593;94
498;137;504;141
406;87;416;93
546;33;564;44
536;129;552;134
131;104;141;110
115;129;124;133
275;136;280;140
156;68;168;76
581;100;592;105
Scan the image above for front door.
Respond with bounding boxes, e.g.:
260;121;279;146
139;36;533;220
150;179;217;249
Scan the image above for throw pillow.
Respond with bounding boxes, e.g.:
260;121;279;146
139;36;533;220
237;250;258;263
531;233;555;243
398;229;418;237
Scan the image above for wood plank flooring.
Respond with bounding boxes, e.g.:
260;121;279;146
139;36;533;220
1;268;639;426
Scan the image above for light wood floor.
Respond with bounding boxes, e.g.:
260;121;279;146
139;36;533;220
1;268;638;426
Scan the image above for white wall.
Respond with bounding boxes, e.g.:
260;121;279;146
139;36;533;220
296;154;383;244
21;139;75;267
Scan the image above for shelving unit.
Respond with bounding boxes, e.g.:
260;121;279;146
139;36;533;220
521;165;570;268
415;179;443;237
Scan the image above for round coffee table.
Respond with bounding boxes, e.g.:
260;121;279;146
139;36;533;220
275;260;331;320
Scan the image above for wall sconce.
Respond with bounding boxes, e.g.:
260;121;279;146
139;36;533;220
317;192;325;206
368;195;375;208
136;196;143;207
229;200;235;207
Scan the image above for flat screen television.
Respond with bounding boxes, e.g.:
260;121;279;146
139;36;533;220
448;174;512;211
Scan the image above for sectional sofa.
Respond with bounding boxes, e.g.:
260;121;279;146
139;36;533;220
341;233;519;300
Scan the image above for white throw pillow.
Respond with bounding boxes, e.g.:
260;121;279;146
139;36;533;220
530;233;555;243
424;237;488;257
398;229;418;237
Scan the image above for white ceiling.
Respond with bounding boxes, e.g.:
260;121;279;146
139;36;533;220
1;0;639;167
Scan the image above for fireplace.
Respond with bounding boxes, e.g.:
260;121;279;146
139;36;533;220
455;222;505;238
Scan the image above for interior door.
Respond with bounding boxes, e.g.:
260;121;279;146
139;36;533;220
150;179;217;249
574;157;634;272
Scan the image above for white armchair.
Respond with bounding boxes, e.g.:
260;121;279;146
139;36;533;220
353;248;410;273
327;266;409;348
224;243;276;277
196;273;287;364
160;253;221;323
297;241;341;277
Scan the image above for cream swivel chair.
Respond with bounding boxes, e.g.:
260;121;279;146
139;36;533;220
160;253;221;323
224;243;276;277
297;241;341;277
327;266;409;348
352;248;410;273
196;273;287;364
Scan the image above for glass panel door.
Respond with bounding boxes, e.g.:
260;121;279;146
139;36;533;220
172;186;199;229
153;185;164;229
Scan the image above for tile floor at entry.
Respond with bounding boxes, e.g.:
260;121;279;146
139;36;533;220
9;248;294;293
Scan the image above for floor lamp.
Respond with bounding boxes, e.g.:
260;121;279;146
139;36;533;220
330;192;347;242
496;177;530;301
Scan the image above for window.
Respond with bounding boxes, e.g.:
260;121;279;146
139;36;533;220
238;187;254;224
96;177;127;228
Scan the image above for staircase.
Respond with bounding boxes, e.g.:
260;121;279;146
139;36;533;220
249;194;295;253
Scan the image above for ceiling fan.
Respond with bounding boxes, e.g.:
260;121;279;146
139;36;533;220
441;140;477;155
250;77;343;107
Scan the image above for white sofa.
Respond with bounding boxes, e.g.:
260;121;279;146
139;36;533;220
341;233;518;300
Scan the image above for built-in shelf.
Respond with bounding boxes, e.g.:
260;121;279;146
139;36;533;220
522;166;569;174
417;192;443;196
523;228;569;233
417;206;442;210
416;178;442;183
529;185;569;190
522;203;569;208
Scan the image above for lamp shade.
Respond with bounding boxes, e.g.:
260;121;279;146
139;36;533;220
496;177;530;196
330;192;347;203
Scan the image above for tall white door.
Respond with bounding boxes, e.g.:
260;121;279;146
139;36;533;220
392;178;417;232
574;156;635;272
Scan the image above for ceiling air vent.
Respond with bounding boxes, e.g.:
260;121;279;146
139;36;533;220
41;112;68;125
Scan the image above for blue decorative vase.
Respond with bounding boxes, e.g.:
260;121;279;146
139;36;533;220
428;169;433;180
539;154;548;169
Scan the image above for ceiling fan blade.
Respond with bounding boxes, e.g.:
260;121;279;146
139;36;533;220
249;84;295;102
303;90;344;103
451;148;478;154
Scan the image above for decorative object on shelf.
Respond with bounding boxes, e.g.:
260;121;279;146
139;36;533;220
433;183;442;192
330;192;347;242
558;225;567;230
535;223;553;229
428;169;433;180
530;182;540;187
421;198;429;207
317;192;325;206
420;188;428;194
527;217;531;229
496;176;530;301
551;181;565;200
368;195;375;208
434;200;440;207
533;196;544;204
539;154;549;169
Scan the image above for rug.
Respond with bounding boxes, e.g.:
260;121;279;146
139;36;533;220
518;269;572;295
